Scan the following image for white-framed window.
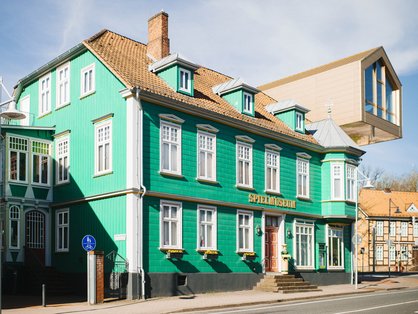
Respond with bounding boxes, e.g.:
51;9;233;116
80;63;95;97
95;120;112;175
376;221;383;237
39;73;51;116
296;112;303;131
56;62;70;108
56;209;69;252
160;121;181;175
389;245;396;262
328;225;344;268
8;205;20;249
160;201;182;249
8;136;28;183
414;222;418;237
297;158;309;198
400;245;408;261
197;131;216;181
237;210;253;252
401;221;408;236
56;136;70;184
376;246;383;261
265;150;280;193
32;141;51;186
243;92;253;114
294;219;314;268
331;163;344;200
389;221;396;237
197;205;217;250
236;142;252;188
179;68;191;93
346;164;356;202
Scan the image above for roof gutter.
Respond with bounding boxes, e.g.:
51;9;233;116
14;43;87;100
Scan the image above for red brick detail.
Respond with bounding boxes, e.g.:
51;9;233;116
147;11;170;60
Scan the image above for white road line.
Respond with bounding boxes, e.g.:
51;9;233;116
334;300;418;314
210;289;418;314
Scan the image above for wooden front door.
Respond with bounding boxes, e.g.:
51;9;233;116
25;210;46;268
265;215;280;272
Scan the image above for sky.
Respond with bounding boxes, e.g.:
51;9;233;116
1;0;417;177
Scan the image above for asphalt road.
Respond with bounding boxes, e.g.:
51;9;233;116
195;288;418;314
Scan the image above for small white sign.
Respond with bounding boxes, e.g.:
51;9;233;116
114;234;126;241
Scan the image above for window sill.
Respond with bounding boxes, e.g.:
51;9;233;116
55;102;71;111
236;185;255;191
159;171;184;179
265;190;282;196
80;90;96;99
196;178;218;185
93;171;113;178
55;181;71;187
38;111;52;119
328;268;344;271
55;250;69;253
294;267;315;271
8;181;28;186
196;249;219;253
345;200;356;205
297;196;311;201
31;183;51;188
159;247;184;252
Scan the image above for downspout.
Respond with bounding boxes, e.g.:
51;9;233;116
134;87;147;300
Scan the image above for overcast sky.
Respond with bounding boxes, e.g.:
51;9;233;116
1;0;417;176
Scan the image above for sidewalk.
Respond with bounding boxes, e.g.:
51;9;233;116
4;275;418;314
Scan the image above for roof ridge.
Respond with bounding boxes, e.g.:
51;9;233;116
84;28;147;47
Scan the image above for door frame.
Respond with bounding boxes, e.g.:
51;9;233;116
24;207;51;267
261;212;285;273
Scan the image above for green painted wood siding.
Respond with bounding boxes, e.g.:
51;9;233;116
143;101;323;216
17;50;127;201
276;111;296;130
222;90;244;113
143;196;262;273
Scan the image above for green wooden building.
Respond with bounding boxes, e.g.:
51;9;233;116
2;12;365;298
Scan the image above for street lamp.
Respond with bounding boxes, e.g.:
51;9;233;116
354;170;374;289
384;188;401;278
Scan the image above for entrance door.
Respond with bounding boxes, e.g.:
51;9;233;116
25;210;46;267
265;215;280;272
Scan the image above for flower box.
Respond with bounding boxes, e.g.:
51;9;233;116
203;250;219;260
165;249;184;259
241;252;256;261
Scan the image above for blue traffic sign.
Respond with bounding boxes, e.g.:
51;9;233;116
82;235;96;252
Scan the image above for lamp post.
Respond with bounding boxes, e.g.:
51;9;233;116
354;170;374;289
0;78;27;314
384;188;401;279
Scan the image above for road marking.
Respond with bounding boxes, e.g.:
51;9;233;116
209;289;418;314
334;300;418;314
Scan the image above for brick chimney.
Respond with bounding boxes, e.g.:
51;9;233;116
147;11;170;60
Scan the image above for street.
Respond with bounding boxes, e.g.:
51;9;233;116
194;288;418;314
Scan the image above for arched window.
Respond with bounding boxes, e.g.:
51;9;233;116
9;205;20;249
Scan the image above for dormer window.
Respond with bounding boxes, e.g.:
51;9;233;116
179;68;191;93
243;92;253;114
296;112;304;131
266;99;309;133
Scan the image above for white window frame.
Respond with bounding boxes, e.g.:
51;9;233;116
8;205;20;249
56;208;69;252
327;225;344;269
56;136;70;184
31;140;51;186
94;120;112;175
331;163;344;200
295;112;303;131
400;245;408;261
297;157;310;198
80;63;95;97
389;245;396;262
243;92;253;114
8;136;29;183
401;221;408;237
346;164;357;202
376;221;383;237
197;205;217;250
294;219;315;269
265;149;280;193
38;73;51;116
197;131;216;181
236;141;253;188
389;221;396;237
179;68;191;93
56;62;70;108
236;210;253;252
160;201;182;249
414;222;418;237
376;246;383;261
160;121;182;175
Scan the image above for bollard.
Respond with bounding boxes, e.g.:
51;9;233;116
42;284;46;307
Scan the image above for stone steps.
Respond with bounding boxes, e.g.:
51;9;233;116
254;274;322;293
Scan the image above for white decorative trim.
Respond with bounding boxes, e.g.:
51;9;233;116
235;135;255;143
159;113;185;124
264;144;282;151
296;152;312;159
196;124;219;133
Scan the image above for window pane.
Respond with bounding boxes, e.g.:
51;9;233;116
171;145;178;172
162;143;169;170
10;151;17;180
11;220;18;247
105;143;110;170
41;156;48;184
207;225;212;247
171;222;177;246
199;151;205;177
163;221;169;245
19;153;26;181
207;153;213;178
